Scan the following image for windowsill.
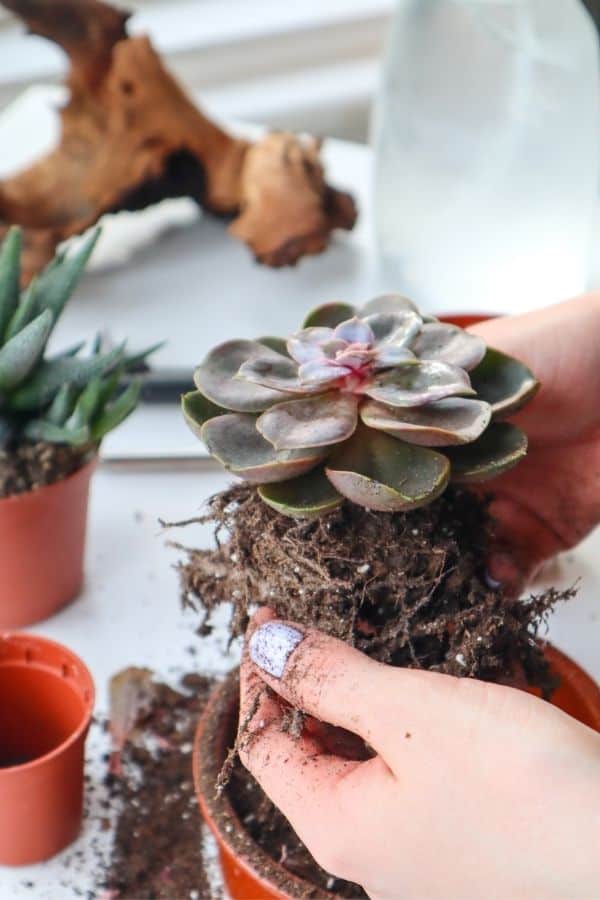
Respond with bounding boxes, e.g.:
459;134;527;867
0;0;392;91
0;0;391;141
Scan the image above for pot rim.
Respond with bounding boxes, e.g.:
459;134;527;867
0;452;97;508
194;642;600;900
194;669;339;900
0;632;95;774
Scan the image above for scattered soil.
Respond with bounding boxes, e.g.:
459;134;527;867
176;484;571;689
0;441;91;498
101;671;219;899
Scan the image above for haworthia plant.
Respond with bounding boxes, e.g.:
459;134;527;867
183;294;538;518
0;228;158;450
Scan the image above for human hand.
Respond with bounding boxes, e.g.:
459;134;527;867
240;609;600;900
469;294;600;594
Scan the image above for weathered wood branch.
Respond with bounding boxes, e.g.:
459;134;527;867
0;0;357;282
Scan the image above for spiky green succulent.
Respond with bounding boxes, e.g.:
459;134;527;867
183;295;538;518
0;227;158;450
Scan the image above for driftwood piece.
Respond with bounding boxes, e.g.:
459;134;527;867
0;0;357;282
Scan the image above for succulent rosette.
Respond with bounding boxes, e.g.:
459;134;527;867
183;296;538;518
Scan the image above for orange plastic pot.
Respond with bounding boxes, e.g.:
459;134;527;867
0;632;95;865
194;646;600;900
440;312;496;328
0;457;95;628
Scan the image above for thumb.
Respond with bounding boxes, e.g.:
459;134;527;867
247;616;446;761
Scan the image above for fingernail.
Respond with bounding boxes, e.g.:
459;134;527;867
249;622;304;678
484;569;503;590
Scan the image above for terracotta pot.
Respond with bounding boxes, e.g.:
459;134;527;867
0;457;95;628
194;645;600;900
0;632;95;865
440;312;495;328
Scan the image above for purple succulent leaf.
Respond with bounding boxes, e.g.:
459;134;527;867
333;347;376;369
298;359;351;386
412;323;486;372
365;311;422;347
333;317;374;345
360;294;420;317
372;346;417;369
320;339;351;360
238;352;321;394
360;361;475;407
201;413;326;483
287;327;334;364
194;340;290;413
360;397;492;446
257;392;359;450
325;425;450;511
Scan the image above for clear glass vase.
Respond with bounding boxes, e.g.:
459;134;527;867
371;0;600;314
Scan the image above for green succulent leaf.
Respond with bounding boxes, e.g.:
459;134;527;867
360;397;492;447
325;425;450;511
258;467;343;519
182;389;228;439
5;278;40;341
97;364;126;409
195;340;289;413
360;294;419;317
65;376;103;430
0;309;53;392
302;303;357;328
412;322;486;371
202;413;326;483
446;422;528;482
0;227;22;338
9;345;124;411
47;382;78;425
362;360;474;408
124;341;166;372
34;228;100;326
23;419;90;446
53;340;87;359
257;392;358;450
91;380;141;441
469;347;539;417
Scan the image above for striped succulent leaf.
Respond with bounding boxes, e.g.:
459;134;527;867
0;228;155;450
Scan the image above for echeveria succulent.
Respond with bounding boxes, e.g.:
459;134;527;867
0;227;158;449
183;295;538;517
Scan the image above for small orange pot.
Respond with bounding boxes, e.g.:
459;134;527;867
440;312;496;328
0;633;95;865
194;646;600;900
0;457;95;628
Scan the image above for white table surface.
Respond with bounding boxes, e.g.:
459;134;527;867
0;89;599;899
